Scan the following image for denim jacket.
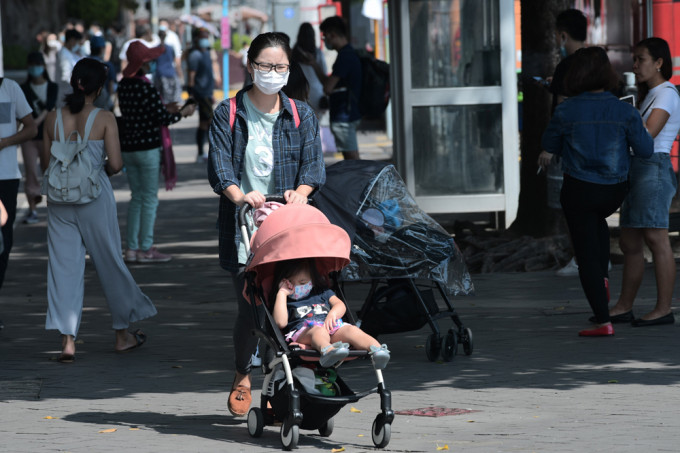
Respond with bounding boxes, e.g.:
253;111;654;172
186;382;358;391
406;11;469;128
542;91;654;184
208;87;325;272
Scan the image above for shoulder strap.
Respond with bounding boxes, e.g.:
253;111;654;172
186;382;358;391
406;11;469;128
229;97;237;131
82;108;101;144
55;108;66;142
229;96;300;129
289;99;300;128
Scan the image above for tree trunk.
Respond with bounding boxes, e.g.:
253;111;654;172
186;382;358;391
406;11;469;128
508;0;572;237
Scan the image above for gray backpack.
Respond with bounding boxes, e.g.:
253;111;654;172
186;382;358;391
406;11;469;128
43;108;102;204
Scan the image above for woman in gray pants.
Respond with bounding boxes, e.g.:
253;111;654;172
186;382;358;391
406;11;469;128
42;58;156;362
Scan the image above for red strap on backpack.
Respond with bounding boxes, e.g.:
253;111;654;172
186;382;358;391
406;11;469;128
229;97;237;131
289;99;300;128
228;97;300;130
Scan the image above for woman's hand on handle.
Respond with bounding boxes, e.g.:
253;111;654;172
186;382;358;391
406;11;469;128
242;191;266;209
284;185;314;204
284;190;307;204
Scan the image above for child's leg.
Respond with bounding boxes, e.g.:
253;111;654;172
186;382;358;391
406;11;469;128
330;325;380;350
295;325;333;352
332;325;390;369
299;325;350;368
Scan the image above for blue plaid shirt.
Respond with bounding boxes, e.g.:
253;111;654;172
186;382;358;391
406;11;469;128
208;87;325;272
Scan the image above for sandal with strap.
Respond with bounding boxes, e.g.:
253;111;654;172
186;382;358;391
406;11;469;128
319;344;349;368
228;384;252;417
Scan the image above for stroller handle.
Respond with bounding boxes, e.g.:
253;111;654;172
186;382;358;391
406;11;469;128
238;194;312;256
238;194;287;229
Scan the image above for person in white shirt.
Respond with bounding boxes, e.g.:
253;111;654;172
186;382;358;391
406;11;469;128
610;37;680;327
55;29;83;107
0;76;38;300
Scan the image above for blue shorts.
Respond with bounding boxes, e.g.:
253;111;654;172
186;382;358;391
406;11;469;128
620;153;678;229
330;120;360;152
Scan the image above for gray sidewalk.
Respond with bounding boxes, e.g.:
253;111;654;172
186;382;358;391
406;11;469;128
1;115;679;452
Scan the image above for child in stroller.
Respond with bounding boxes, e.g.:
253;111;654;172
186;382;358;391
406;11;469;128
241;201;394;449
271;258;390;369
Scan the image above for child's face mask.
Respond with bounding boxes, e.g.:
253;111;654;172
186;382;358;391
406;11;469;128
290;281;313;300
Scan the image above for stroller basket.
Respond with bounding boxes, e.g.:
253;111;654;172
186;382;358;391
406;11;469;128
270;374;370;431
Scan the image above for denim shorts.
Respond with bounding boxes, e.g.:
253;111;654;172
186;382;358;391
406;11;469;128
620;153;678;228
330;120;360;152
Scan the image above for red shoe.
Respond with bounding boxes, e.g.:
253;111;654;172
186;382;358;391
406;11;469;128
578;324;614;337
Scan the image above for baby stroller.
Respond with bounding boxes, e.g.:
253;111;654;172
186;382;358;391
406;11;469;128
313;160;475;362
240;198;394;450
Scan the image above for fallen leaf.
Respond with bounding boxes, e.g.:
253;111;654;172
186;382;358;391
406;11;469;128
350;406;362;413
467;420;475;422
608;380;618;384
357;434;364;437
98;428;117;433
415;345;424;349
331;448;345;452
75;339;85;344
43;416;59;419
129;428;140;431
436;445;449;451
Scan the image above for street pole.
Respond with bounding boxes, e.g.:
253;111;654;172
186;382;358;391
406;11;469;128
222;0;230;99
184;0;191;44
150;0;159;35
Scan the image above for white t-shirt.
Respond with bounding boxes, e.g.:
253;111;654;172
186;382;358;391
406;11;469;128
0;78;33;180
163;30;183;60
639;81;680;154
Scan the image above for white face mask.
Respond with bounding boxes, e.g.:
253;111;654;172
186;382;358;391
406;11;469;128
252;66;289;95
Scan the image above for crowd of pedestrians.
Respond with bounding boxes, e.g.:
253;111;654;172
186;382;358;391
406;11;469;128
1;11;678;427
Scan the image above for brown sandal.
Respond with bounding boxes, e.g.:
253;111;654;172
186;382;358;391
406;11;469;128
228;384;252;417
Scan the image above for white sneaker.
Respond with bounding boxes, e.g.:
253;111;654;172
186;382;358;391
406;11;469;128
556;257;579;276
124;249;139;263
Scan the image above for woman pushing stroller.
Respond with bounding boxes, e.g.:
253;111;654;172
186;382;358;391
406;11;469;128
208;32;325;417
271;258;390;369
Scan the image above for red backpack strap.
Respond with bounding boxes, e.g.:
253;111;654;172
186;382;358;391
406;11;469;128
229;97;237;131
289;99;300;128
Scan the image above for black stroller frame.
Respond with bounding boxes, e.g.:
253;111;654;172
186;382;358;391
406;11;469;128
239;197;394;450
357;277;473;362
312;160;475;363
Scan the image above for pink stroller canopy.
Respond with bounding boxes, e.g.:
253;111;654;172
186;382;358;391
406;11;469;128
246;203;351;285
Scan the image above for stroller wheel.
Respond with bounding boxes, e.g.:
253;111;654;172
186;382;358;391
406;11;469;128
247;407;264;438
371;415;391;448
425;333;441;362
318;417;334;437
280;417;299;450
462;327;474;355
441;329;458;362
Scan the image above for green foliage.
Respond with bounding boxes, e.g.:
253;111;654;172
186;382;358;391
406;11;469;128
232;34;252;52
3;44;28;70
66;0;118;27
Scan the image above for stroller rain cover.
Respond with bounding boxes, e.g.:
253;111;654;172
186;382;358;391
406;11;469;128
313;160;474;296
